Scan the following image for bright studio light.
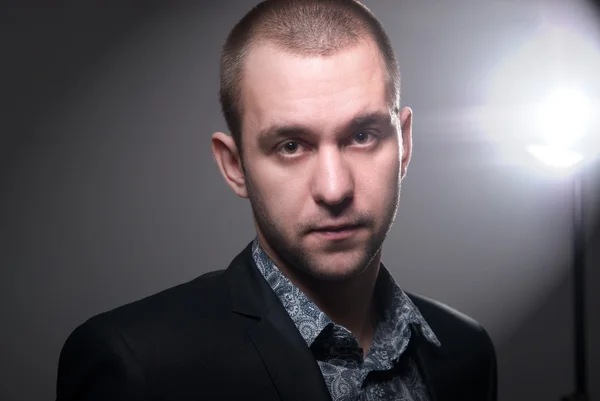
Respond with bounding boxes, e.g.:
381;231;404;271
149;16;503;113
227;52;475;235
526;87;592;169
533;88;592;149
482;23;600;173
526;144;583;168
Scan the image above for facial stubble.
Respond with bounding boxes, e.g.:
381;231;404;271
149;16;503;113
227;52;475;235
243;159;401;282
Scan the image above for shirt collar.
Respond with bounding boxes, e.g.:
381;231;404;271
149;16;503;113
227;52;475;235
251;237;441;350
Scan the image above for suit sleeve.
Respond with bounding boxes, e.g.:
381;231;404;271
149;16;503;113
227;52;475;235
56;318;148;401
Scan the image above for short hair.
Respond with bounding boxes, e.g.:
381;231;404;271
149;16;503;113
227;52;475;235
219;0;400;157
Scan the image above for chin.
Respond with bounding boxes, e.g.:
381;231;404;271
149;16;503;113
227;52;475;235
302;249;375;281
308;269;363;282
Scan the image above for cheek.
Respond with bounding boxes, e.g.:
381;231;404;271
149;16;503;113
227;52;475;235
358;147;400;195
248;163;307;219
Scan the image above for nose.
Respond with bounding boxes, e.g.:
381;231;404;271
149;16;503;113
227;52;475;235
311;146;354;208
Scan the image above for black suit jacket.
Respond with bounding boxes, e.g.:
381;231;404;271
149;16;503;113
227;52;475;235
56;241;497;401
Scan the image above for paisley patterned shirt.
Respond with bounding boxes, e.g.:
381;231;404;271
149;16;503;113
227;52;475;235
252;238;441;401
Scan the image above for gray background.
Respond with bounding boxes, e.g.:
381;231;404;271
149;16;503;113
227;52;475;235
1;1;600;400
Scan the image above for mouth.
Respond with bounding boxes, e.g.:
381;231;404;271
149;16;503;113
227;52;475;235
311;225;363;240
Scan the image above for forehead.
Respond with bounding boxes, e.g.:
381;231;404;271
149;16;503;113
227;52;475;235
240;40;391;138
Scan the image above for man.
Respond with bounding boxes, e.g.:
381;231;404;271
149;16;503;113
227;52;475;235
56;1;497;400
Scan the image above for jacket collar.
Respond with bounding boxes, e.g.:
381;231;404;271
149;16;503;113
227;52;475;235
409;319;448;401
224;241;332;401
225;241;270;319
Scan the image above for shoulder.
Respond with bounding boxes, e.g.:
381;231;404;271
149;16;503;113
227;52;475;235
57;270;237;398
406;291;495;357
63;269;230;359
93;269;227;328
406;292;498;400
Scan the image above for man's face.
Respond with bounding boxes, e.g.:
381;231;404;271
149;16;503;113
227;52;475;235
239;39;410;281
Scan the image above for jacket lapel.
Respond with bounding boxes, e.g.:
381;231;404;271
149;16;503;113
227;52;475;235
410;324;446;401
224;242;331;401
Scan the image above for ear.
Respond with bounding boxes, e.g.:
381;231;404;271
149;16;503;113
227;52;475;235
211;132;248;198
398;107;413;180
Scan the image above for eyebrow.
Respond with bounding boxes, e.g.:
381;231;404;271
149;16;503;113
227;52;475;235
256;110;393;147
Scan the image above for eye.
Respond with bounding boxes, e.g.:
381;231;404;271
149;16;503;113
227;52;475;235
353;132;369;143
281;141;300;154
277;141;308;158
352;131;377;145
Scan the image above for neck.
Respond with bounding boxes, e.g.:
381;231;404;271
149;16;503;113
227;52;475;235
258;237;382;355
300;255;381;339
308;261;381;355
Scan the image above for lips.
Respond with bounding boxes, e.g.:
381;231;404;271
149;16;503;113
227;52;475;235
313;224;360;232
310;224;363;240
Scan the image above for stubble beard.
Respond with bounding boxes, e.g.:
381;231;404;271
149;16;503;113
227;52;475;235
245;168;402;282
